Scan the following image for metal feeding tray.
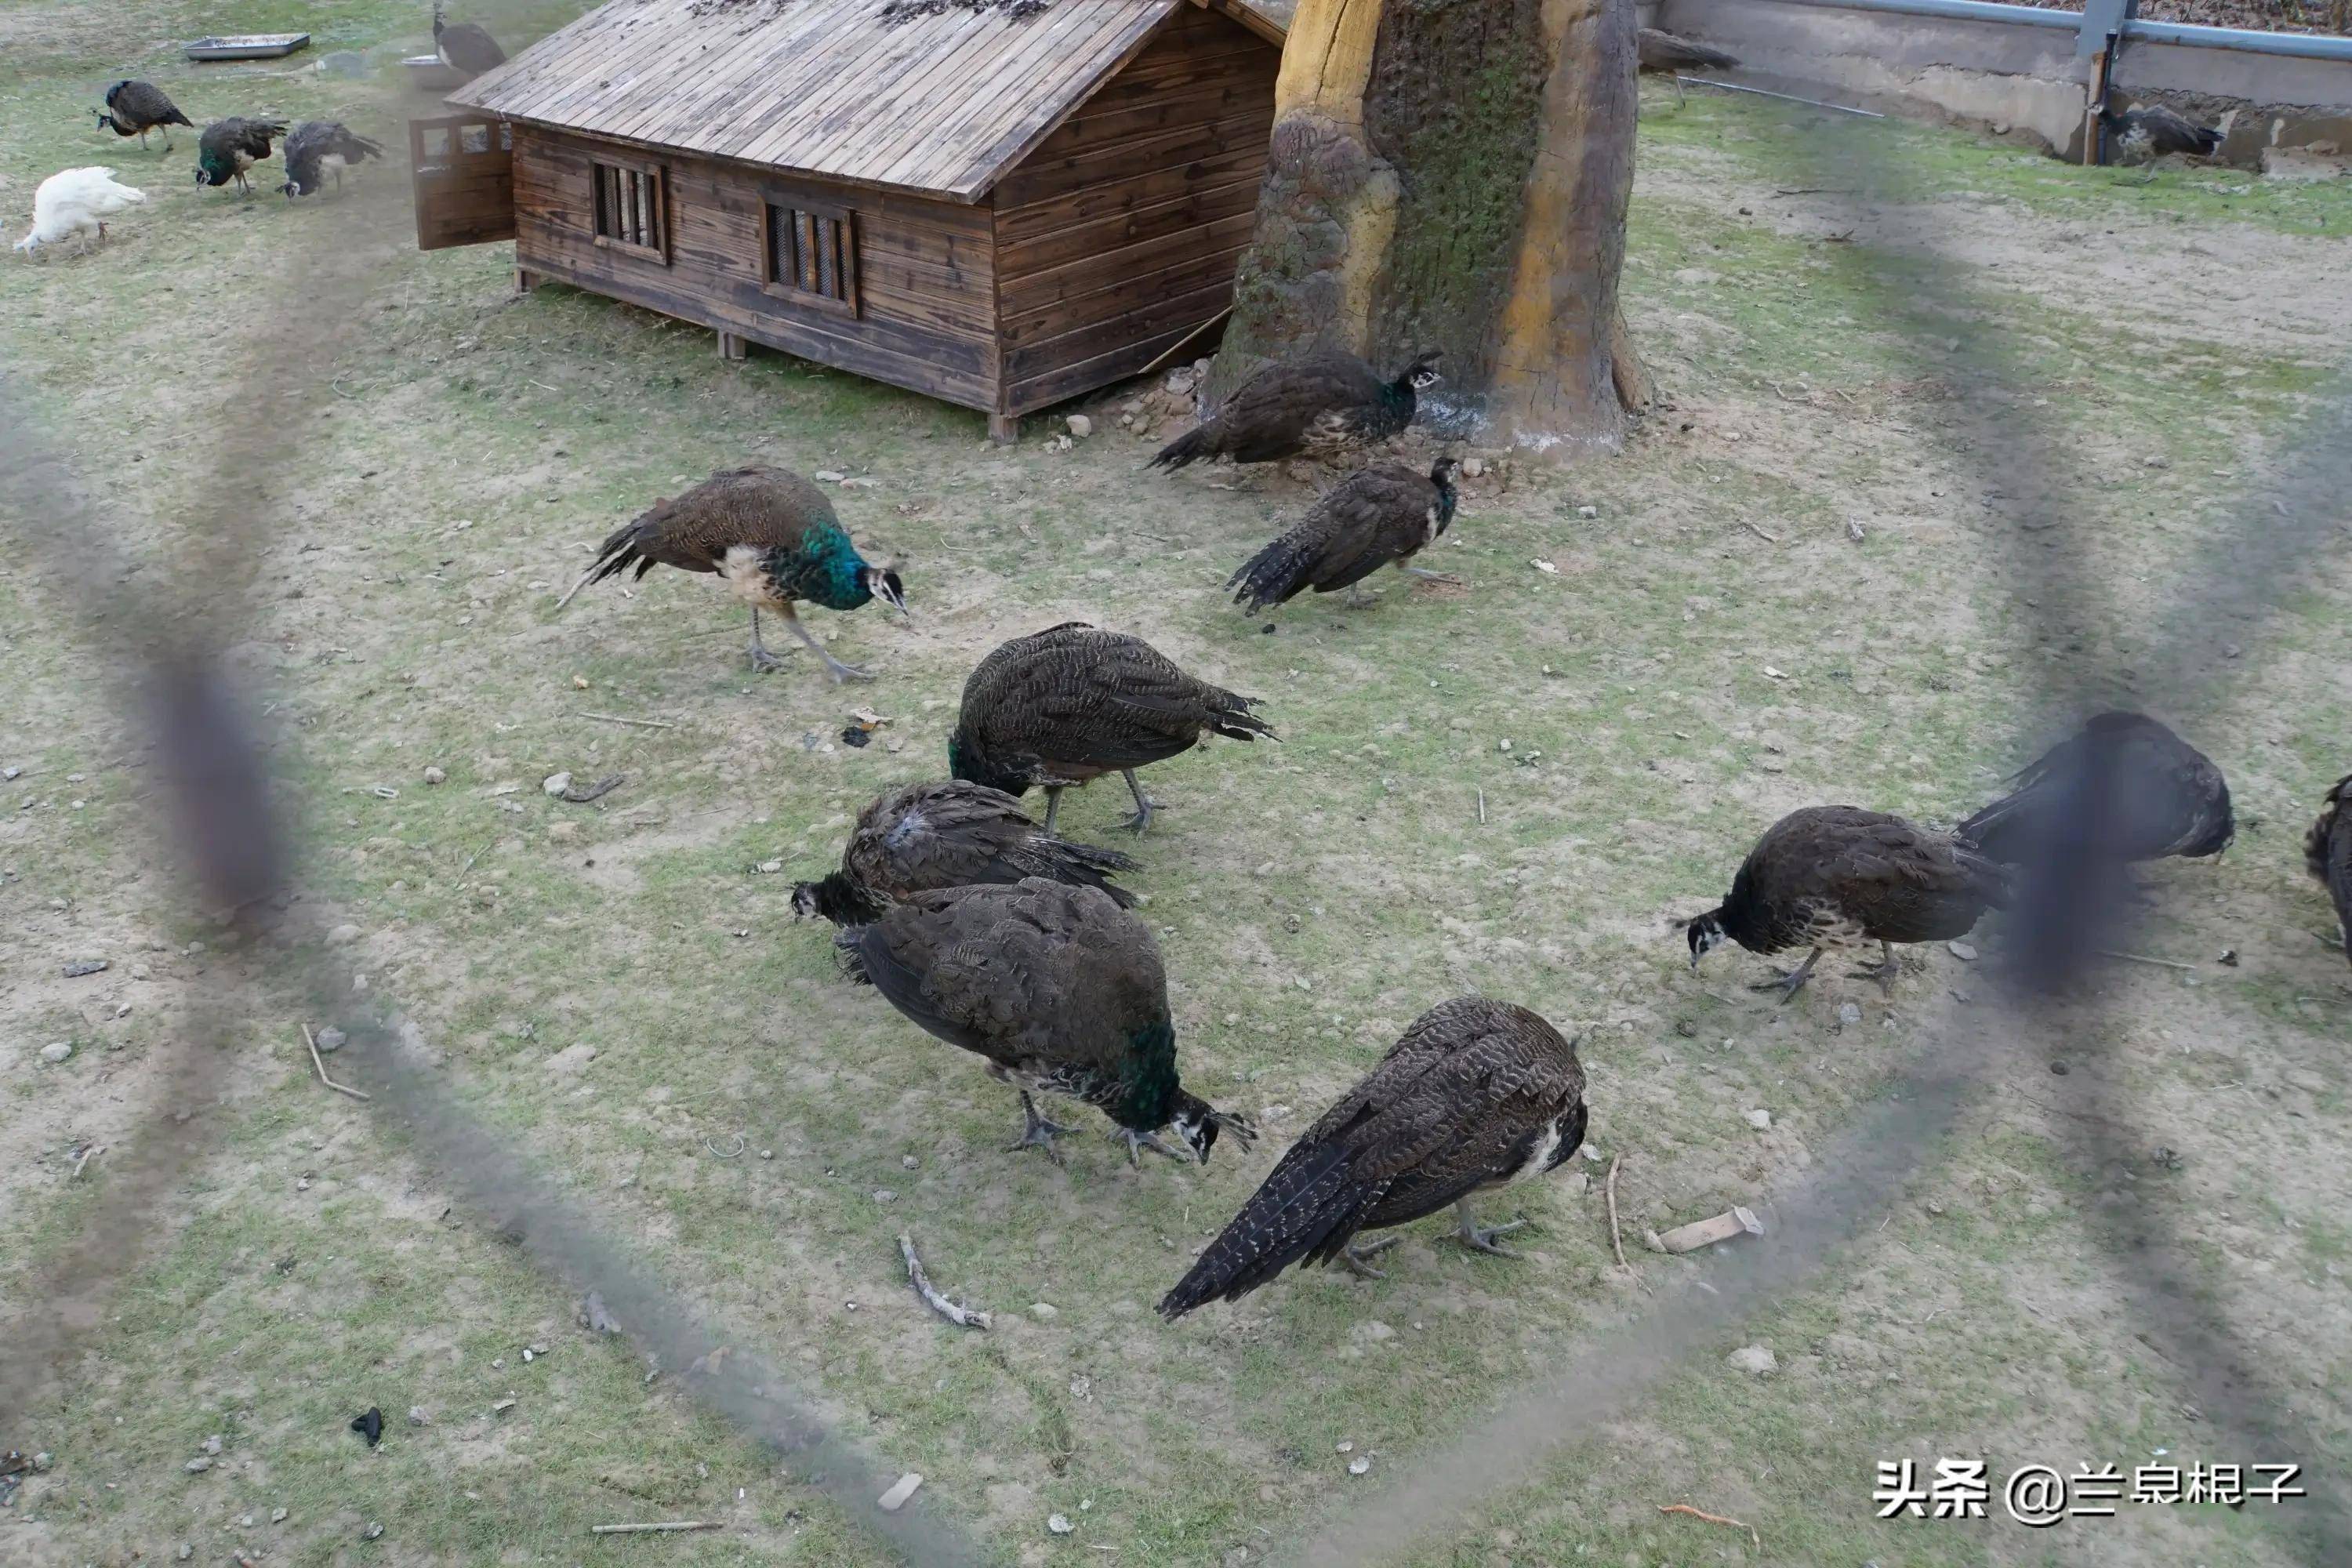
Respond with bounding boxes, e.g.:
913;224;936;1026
402;54;470;92
183;33;312;61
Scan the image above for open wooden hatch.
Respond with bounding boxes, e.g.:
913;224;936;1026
411;114;516;252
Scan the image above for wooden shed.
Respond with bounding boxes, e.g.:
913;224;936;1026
415;0;1283;438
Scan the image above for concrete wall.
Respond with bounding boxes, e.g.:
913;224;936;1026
1655;0;2352;162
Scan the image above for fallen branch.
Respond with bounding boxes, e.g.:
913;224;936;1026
70;1144;103;1181
1475;788;1487;826
578;711;680;731
1657;1503;1759;1548
1604;1153;1628;1269
300;1023;372;1102
560;772;626;804
899;1234;991;1330
589;1521;720;1536
1740;521;1782;545
2098;949;2196;972
554;568;599;612
453;833;496;884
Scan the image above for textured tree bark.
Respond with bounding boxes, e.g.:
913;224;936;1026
1215;0;1646;456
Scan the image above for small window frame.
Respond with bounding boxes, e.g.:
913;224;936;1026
590;154;670;264
759;195;860;319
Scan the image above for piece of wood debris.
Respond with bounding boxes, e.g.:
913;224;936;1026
71;1144;104;1181
877;1473;924;1512
1475;789;1486;826
900;1235;991;1330
300;1023;371;1102
590;1520;720;1535
1604;1152;1628;1269
560;773;626;804
2099;949;2196;972
1740;521;1781;544
577;711;679;731
1654;1206;1764;1254
1657;1503;1759;1548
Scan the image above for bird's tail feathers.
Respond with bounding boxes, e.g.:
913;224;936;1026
1227;533;1316;612
1149;423;1218;471
1157;1142;1368;1319
1204;695;1278;745
557;513;657;609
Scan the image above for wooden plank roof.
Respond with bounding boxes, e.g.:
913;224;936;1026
448;0;1280;202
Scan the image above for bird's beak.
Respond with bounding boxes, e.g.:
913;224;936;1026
883;585;911;622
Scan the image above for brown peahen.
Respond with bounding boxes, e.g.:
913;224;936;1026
1159;998;1587;1316
434;3;508;77
2305;774;2352;967
1958;712;2232;868
792;779;1138;926
1151;349;1441;471
1229;457;1461;612
947;622;1274;834
1687;806;2009;1002
96;81;193;151
559;465;906;682
838;878;1256;1167
280;121;384;198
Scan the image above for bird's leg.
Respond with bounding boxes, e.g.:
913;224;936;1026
1115;1126;1189;1167
779;601;873;683
1846;938;1900;996
746;606;790;673
1040;786;1065;836
1452;1200;1526;1258
1119;768;1156;835
1342;584;1377;610
1007;1091;1073;1165
1748;946;1824;1004
1404;565;1465;587
1338;1236;1399;1279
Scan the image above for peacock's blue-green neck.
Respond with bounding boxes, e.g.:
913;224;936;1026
1111;1018;1180;1129
765;522;870;612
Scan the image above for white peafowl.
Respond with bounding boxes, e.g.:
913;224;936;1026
13;167;147;256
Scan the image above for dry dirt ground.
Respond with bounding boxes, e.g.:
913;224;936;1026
2;5;2350;1566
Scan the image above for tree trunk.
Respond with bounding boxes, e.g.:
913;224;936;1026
1214;0;1646;456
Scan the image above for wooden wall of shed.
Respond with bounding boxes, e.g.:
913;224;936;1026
510;126;1000;410
991;6;1278;416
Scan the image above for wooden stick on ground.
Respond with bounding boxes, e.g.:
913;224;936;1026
589;1520;720;1536
1604;1152;1628;1269
2098;949;2196;972
300;1023;372;1102
1657;1503;1759;1548
578;711;680;731
1475;788;1486;826
70;1144;103;1181
1740;520;1781;544
899;1235;991;1330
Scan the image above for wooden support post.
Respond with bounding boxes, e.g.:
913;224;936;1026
514;267;539;293
987;411;1019;444
718;332;748;361
2082;50;2110;165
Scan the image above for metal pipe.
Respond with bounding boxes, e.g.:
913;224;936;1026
2121;17;2352;61
1758;0;2077;31
1756;0;2352;62
1675;75;1889;115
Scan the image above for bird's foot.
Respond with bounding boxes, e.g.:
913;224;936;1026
1007;1106;1074;1166
1404;567;1465;586
1454;1217;1526;1258
1748;964;1817;1004
1342;586;1377;610
1120;798;1157;836
821;652;875;683
1116;1127;1189;1167
1338;1237;1399;1279
746;642;791;674
1846;960;1900;998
